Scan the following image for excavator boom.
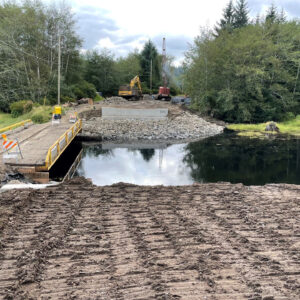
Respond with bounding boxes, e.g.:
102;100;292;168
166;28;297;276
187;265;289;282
119;75;143;100
130;76;142;93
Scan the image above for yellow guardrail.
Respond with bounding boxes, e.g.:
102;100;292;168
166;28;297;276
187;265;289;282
39;119;82;171
0;119;32;134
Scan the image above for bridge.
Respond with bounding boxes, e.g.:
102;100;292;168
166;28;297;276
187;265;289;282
0;118;82;183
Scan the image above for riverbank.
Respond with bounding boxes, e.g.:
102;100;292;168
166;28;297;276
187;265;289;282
0;177;299;299
227;115;300;137
80;98;224;141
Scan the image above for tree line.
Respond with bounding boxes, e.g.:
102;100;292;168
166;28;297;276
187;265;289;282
0;0;181;112
184;0;300;123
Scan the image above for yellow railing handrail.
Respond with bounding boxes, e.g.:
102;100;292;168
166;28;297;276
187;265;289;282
44;119;82;170
0;119;32;134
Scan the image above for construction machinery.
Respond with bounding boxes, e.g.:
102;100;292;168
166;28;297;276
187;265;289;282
156;38;171;101
118;75;143;100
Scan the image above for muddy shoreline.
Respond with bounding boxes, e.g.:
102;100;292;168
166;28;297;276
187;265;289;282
0;178;299;299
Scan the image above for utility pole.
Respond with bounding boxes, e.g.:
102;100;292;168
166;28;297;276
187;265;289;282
150;59;152;94
57;34;61;105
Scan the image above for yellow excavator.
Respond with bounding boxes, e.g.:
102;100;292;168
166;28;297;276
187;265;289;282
118;75;143;100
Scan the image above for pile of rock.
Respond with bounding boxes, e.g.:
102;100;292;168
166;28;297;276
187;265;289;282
143;94;154;100
82;111;224;142
102;97;127;105
78;98;93;105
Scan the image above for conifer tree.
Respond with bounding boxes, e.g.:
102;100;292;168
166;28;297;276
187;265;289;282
140;40;160;89
279;8;287;23
215;0;235;35
233;0;249;28
266;4;277;24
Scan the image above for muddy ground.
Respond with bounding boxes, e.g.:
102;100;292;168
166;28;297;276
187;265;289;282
0;178;299;299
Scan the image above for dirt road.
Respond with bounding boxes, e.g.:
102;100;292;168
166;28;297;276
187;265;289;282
0;178;299;299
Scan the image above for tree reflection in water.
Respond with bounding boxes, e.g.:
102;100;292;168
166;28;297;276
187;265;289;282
75;134;300;186
139;149;155;162
183;134;300;185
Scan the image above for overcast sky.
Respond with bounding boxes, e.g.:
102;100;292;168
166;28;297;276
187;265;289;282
66;0;300;65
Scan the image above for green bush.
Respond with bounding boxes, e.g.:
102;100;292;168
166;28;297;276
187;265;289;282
61;96;76;103
38;97;50;106
10;101;25;117
94;94;104;102
31;111;51;124
23;100;33;113
72;81;97;100
282;112;295;121
170;85;181;96
10;100;33;117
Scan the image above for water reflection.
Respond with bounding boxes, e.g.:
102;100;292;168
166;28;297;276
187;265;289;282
76;143;192;186
184;134;300;185
140;149;155;162
76;134;300;186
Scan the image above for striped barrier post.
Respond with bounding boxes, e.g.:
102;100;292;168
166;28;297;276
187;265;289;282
1;134;23;159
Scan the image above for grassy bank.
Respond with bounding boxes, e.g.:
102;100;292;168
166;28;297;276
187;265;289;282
227;115;300;137
0;106;52;129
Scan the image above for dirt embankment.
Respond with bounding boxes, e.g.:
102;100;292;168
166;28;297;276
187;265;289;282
0;178;299;299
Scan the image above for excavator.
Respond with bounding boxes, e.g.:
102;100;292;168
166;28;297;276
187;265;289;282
118;75;143;100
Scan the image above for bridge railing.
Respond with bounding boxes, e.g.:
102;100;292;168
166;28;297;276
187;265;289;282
0;119;32;134
42;119;82;171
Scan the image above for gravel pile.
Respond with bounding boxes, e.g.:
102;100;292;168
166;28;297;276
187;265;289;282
102;96;127;105
82;111;224;142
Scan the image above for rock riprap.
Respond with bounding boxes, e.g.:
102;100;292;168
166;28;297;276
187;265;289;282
82;111;224;141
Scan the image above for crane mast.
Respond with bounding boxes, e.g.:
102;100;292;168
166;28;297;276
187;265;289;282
162;37;167;88
156;37;171;101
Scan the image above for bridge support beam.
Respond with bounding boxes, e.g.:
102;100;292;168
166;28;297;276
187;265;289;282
18;167;49;184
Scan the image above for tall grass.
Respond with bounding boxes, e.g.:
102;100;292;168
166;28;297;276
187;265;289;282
0;106;52;128
227;115;300;136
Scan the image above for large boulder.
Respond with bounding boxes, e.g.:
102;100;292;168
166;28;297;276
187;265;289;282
265;121;279;132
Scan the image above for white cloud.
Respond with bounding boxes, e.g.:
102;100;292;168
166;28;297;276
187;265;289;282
72;0;225;39
53;0;300;62
96;37;116;49
77;144;193;186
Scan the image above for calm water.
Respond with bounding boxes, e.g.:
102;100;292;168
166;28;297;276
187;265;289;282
74;133;300;186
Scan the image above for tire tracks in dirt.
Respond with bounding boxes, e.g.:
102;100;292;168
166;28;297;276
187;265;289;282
0;179;299;299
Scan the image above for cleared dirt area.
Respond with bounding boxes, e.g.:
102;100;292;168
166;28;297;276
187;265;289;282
0;178;299;299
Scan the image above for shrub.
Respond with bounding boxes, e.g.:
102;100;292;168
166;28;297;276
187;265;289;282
282;112;295;121
72;81;97;100
10;100;33;117
170;85;181;96
61;96;76;103
31;111;51;124
23;100;33;113
140;82;151;94
31;113;44;123
94;94;104;102
38;97;50;106
10;101;26;117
